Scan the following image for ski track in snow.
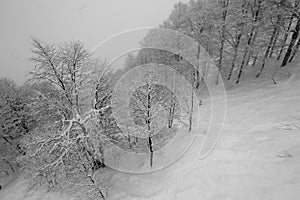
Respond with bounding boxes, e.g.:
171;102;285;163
1;65;300;200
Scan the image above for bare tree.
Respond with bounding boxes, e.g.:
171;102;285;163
22;38;112;199
127;68;180;167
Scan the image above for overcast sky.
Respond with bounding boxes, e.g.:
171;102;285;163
0;0;187;84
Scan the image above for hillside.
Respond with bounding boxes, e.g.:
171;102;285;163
1;62;300;200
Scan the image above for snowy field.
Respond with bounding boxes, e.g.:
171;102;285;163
1;63;300;200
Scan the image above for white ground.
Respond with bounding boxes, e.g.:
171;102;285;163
1;63;300;200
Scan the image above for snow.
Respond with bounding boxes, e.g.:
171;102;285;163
1;62;300;200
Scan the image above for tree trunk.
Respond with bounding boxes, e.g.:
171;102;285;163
228;48;238;81
148;136;153;167
189;88;194;132
189;63;198;132
288;36;300;62
236;48;248;84
188;43;201;131
228;33;242;80
244;0;262;66
88;173;106;199
195;43;201;88
257;26;278;77
245;31;259;67
168;69;178;129
269;28;280;58
227;0;247;81
277;16;294;60
268;14;282;58
281;18;300;67
237;0;261;82
251;56;258;68
78;149;105;199
218;0;230;71
168;102;176;128
146;84;153;167
168;107;172;128
236;9;255;83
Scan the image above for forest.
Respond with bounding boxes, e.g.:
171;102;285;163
1;0;300;199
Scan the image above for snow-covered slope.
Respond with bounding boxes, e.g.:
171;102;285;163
103;63;300;200
1;62;300;200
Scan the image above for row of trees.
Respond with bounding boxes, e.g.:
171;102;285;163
111;0;300;171
124;0;300;85
115;1;300;147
